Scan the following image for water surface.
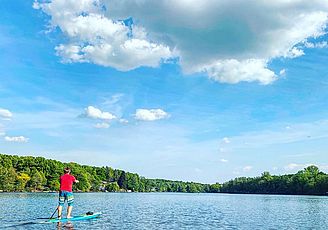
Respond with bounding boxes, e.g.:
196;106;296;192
1;192;327;229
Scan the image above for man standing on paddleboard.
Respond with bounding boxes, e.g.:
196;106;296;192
58;167;79;219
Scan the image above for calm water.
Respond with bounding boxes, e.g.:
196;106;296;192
1;192;328;229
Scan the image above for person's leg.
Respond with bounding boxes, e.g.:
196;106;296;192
57;205;63;219
67;205;73;218
58;191;65;219
66;192;74;218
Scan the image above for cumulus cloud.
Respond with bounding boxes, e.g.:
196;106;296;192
34;0;328;84
0;108;13;120
82;106;116;120
5;136;29;143
202;59;277;85
135;109;169;121
220;158;228;163
94;122;110;129
34;0;173;71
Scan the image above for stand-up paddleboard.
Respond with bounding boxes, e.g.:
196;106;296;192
42;212;101;223
5;213;102;228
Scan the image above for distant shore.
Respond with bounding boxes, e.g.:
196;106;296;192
1;154;327;195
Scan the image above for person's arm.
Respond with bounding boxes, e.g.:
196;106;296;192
72;176;79;183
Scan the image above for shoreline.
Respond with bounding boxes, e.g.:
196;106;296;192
1;191;327;197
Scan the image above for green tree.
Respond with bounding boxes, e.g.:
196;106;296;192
209;183;221;193
28;170;46;191
47;178;60;191
118;171;127;190
0;166;17;191
75;172;91;192
106;182;120;192
16;172;31;191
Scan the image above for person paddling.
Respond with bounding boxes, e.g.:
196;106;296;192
57;167;79;219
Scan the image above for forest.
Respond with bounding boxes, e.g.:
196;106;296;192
0;154;219;193
1;154;327;195
221;166;328;195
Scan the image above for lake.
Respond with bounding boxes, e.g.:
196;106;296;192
1;192;328;229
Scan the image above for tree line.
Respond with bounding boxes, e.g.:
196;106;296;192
221;166;328;195
1;154;327;195
0;154;219;193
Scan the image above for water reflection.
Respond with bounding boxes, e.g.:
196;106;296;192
57;221;75;229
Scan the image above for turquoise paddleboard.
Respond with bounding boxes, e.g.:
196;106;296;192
43;212;101;223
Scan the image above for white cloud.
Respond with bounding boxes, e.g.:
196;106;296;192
0;108;13;120
5;136;29;143
222;137;231;144
304;41;328;48
285;163;328;172
82;106;116;120
34;0;328;84
285;47;305;58
284;163;323;171
119;118;129;124
279;69;286;76
220;159;228;163
319;165;328;171
202;59;277;85
285;163;301;171
243;166;253;172
102;94;124;106
135;109;169;121
35;0;173;71
32;1;41;10
94;122;110;129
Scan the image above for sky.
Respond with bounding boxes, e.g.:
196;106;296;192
1;0;328;183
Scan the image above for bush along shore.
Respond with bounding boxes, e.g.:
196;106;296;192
1;154;327;195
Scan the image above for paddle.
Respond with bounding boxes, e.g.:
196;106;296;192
37;206;58;220
49;206;58;220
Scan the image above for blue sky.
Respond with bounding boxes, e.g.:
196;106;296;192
1;1;328;183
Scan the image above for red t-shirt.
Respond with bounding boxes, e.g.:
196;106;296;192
60;174;76;192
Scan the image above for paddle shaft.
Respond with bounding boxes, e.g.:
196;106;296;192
49;206;58;219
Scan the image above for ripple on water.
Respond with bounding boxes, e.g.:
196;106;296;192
1;193;328;229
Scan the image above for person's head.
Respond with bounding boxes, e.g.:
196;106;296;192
64;167;71;174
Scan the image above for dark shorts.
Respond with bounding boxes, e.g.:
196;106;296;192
58;190;74;206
